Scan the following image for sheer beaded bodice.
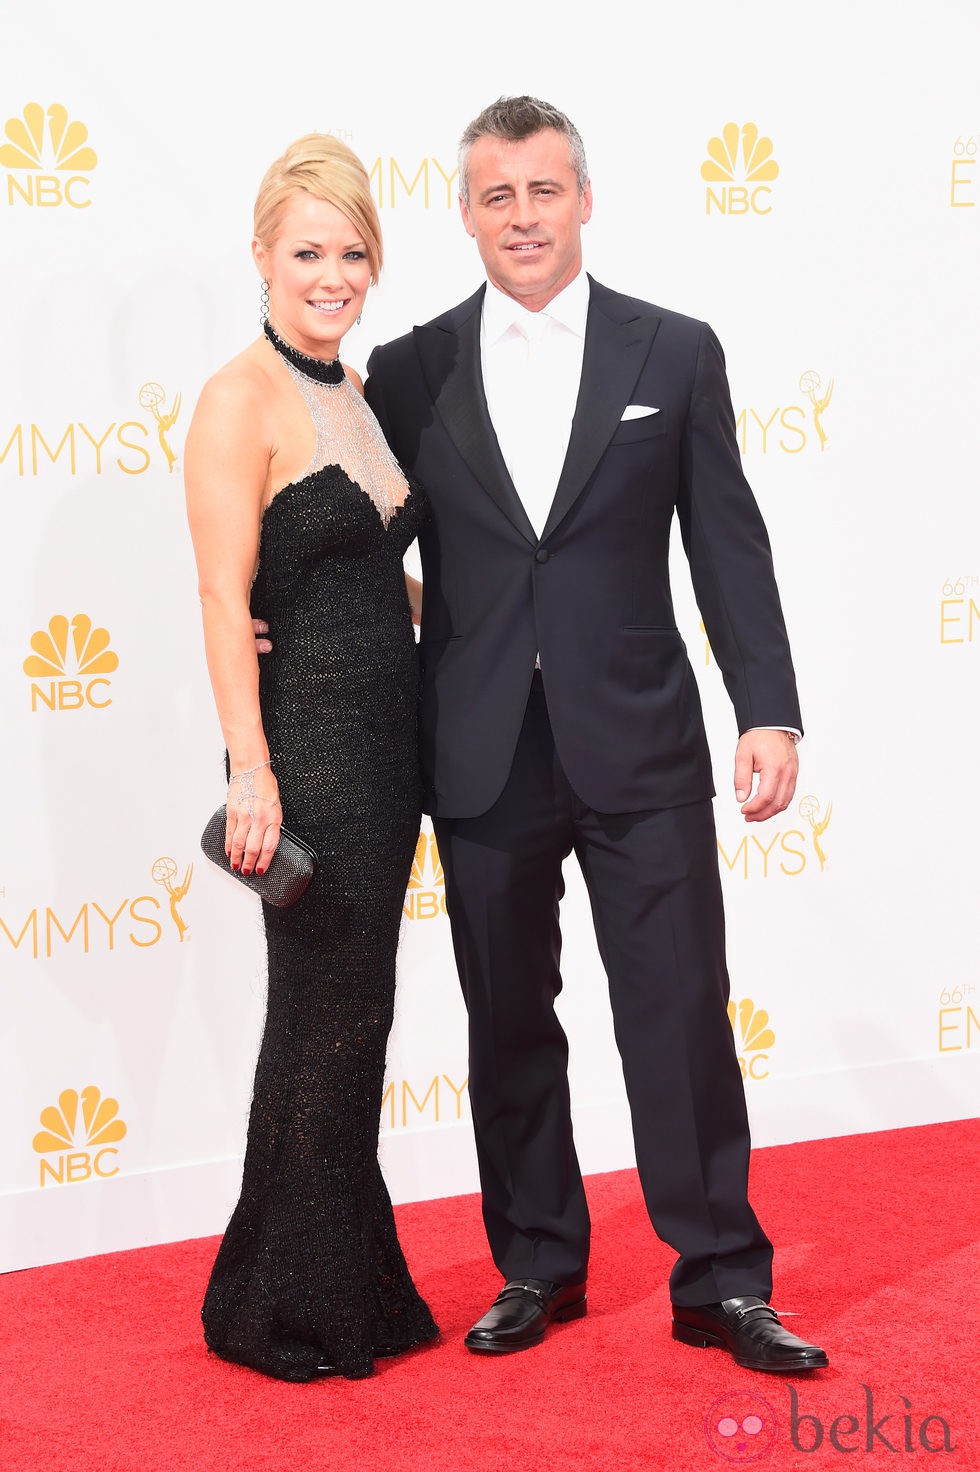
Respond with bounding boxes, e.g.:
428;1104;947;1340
263;320;410;527
201;323;435;1383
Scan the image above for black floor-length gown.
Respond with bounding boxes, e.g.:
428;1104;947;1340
201;323;437;1381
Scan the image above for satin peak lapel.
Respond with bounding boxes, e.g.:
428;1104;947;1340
542;289;661;541
414;301;537;545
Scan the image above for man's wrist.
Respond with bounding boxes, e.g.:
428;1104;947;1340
747;725;802;745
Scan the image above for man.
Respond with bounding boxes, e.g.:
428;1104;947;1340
274;95;827;1372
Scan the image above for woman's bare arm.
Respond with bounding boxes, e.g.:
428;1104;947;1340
184;366;282;876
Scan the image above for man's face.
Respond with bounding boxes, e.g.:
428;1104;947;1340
459;128;592;312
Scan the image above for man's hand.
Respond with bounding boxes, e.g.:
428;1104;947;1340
733;729;799;823
253;618;272;654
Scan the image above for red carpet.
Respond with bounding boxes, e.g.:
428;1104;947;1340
1;1120;977;1471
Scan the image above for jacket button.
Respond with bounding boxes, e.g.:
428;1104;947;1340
534;548;549;564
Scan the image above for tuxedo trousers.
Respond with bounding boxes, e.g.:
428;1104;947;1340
432;673;774;1306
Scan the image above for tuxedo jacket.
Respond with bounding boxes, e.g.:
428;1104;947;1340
365;277;801;820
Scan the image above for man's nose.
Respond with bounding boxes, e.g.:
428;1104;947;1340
509;191;539;231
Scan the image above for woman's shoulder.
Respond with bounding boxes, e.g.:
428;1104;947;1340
195;339;277;418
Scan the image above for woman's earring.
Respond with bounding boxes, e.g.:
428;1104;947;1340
260;279;270;324
356;312;362;326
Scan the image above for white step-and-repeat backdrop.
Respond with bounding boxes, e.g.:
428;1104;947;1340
2;2;977;1271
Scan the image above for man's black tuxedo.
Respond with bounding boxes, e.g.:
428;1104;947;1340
365;277;799;1304
366;277;801;819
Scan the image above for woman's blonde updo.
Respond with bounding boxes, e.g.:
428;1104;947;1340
253;133;383;283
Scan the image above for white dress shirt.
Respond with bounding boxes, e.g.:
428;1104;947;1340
480;271;589;538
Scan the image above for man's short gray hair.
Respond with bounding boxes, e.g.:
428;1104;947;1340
458;96;589;206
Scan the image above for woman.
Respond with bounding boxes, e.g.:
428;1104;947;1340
184;134;436;1382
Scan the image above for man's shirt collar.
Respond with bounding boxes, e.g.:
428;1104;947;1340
482;270;590;347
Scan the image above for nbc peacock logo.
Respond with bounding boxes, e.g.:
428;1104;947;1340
23;614;118;713
702;122;779;215
728;998;775;1081
1;102;97;209
33;1086;127;1186
403;829;447;921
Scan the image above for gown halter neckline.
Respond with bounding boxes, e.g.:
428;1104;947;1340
264;320;345;386
261;318;410;529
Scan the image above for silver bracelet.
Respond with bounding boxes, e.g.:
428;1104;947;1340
228;760;275;818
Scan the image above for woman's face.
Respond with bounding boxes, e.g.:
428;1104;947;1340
254;191;371;358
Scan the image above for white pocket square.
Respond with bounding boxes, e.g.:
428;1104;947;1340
620;405;660;420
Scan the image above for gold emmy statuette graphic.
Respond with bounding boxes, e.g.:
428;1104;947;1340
799;370;834;451
33;1086;126;1154
0;103;97;171
727;998;776;1052
701;123;779;183
22;613;118;678
152;856;192;941
139;382;181;472
798;794;832;871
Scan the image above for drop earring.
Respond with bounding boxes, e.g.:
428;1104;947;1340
260;279;270;324
356;312;362;326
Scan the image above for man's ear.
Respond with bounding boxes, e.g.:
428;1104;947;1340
459;195;476;240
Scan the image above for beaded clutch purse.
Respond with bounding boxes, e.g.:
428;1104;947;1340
200;807;316;908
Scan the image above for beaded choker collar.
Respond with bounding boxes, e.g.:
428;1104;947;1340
263;321;345;385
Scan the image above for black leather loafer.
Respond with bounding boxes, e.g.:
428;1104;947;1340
464;1278;587;1354
672;1295;829;1373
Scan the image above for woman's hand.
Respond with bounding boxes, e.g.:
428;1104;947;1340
225;762;283;876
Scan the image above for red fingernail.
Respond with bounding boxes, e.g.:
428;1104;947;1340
256;867;265;876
